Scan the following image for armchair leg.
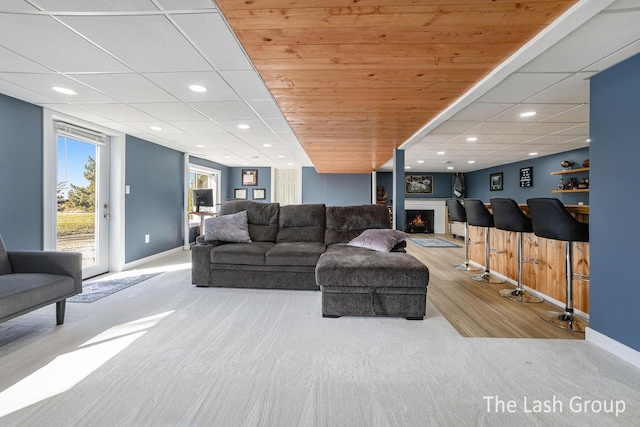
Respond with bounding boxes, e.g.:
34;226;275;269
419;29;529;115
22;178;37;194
56;300;66;325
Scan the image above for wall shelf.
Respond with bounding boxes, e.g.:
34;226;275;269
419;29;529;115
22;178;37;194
551;189;589;193
550;167;589;175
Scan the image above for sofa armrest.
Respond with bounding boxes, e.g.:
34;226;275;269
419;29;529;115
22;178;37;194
8;251;83;295
191;243;221;286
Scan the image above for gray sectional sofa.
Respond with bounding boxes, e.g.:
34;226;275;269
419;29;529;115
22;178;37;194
0;235;82;325
192;201;429;319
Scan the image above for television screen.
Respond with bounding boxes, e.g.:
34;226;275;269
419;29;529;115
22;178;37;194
193;189;213;212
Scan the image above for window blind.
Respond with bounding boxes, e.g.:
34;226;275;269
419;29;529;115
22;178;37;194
56;122;106;145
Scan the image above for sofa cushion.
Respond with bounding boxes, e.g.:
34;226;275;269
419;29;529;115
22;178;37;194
265;242;327;267
0;235;11;275
276;204;326;243
210;242;274;266
347;229;409;252
204;211;252;243
325;204;392;245
220;201;279;242
0;273;75;315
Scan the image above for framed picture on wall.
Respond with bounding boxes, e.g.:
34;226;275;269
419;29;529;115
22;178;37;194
490;172;503;191
234;188;247;199
242;169;258;186
405;174;433;194
519;167;533;187
253;188;266;200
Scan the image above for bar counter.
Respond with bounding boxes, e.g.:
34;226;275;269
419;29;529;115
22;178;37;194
466;204;590;314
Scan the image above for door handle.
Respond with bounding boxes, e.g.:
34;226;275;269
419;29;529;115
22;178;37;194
104;214;111;219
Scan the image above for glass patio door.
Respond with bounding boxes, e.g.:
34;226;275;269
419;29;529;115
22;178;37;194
56;123;110;279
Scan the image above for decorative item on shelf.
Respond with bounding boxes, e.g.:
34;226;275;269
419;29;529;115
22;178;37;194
578;179;589;189
567;178;573;190
558;178;565;190
561;160;573;169
582;159;590;168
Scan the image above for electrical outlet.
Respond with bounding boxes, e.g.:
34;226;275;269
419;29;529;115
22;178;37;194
145;234;150;243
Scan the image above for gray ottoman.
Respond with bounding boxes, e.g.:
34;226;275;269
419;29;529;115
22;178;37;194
316;245;429;320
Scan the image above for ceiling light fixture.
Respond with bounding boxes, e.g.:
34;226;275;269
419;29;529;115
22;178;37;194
405;166;411;169
586;138;591;142
437;151;445;155
466;137;477;142
520;111;537;117
468;160;475;164
52;86;77;95
417;160;424;163
149;126;162;131
278;155;285;158
189;84;207;93
529;152;538;156
263;144;272;147
447;166;454;170
196;144;205;148
237;124;250;130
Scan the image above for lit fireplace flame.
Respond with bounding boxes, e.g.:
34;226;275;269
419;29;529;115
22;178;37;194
410;214;425;226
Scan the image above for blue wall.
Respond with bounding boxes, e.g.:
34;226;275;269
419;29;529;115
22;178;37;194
590;53;640;352
228;167;272;202
465;147;590;204
189;156;230;202
0;94;43;250
125;136;184;263
302;167;371;206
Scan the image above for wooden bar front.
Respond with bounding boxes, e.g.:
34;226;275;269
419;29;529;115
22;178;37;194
467;205;590;313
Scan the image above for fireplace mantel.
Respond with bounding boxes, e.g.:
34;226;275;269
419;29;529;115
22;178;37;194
404;199;447;233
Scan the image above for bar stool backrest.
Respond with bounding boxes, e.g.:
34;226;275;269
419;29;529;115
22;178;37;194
464;199;494;227
526;198;589;242
490;198;533;233
446;198;466;223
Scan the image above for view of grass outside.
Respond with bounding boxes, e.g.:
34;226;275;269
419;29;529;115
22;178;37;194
57;212;95;236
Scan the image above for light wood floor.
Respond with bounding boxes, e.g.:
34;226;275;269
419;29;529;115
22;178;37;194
406;234;583;340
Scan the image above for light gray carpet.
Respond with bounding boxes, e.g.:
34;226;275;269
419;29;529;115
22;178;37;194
0;258;638;426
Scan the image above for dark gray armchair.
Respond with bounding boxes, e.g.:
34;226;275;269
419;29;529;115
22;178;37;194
0;235;82;325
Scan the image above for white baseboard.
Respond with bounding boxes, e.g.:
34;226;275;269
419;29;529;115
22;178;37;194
586;328;640;370
123;246;184;271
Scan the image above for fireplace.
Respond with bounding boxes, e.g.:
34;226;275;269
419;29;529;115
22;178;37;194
405;210;434;234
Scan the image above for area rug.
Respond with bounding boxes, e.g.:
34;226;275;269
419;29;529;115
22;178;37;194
69;273;161;303
408;237;461;248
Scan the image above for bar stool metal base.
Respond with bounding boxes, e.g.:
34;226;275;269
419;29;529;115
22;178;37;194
499;287;543;303
541;310;587;333
471;271;505;284
454;262;482;272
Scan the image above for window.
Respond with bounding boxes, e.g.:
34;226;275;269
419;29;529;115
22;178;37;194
188;166;220;223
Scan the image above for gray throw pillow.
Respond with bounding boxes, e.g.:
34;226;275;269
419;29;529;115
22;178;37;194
0;235;12;275
347;229;408;252
204;211;252;243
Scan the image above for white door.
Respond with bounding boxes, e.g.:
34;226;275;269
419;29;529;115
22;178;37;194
275;169;300;205
56;125;110;279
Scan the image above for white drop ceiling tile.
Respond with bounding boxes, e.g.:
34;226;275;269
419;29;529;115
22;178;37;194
521;11;640;73
264;118;292;133
431;121;479;134
190;101;259;121
0;46;52;73
40;103;112;123
59;15;211;73
520;134;582;145
71;74;176;103
277;132;301;144
143;71;240;102
33;0;158;11
540;104;589;123
467;121;529;135
239;133;281;144
0;73;117;102
247;100;285;119
586;39;640;73
487;134;539;144
171;13;253;71
0;14;129;73
194;134;247;148
120;121;185;134
214;120;271;134
524;72;593;104
415;134;456;144
553;123;589;136
155;0;215;10
510;122;580;135
168;121;226;134
78;104;157;121
0;79;60;104
219;70;272;100
448;102;514;121
129;103;207;121
0;0;38;11
160;133;205;145
477;72;571;103
489;103;581;122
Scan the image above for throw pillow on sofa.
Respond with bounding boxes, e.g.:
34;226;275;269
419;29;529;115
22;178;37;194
204;211;252;243
347;228;408;252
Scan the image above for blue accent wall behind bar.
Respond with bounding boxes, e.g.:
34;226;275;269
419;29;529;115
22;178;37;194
465;147;590;204
302;167;371;206
0;94;43;250
590;53;640;352
125;135;184;263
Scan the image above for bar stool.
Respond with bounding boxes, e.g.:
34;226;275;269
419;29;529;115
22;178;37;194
527;198;589;332
463;199;505;284
490;198;543;303
446;198;481;272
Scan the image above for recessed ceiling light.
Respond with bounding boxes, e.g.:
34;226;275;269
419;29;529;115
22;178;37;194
224;156;231;159
447;166;454;170
278;155;285;159
189;84;207;93
520;111;537;117
196;144;205;148
437;151;445;155
529;152;538;156
466;137;477;142
52;86;77;95
417;160;424;163
263;144;272;147
149;126;162;131
468;160;475;164
237;124;250;130
405;166;411;169
586;138;591;142
287;163;293;166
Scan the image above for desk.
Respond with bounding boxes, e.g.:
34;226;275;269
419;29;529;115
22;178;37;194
190;211;219;235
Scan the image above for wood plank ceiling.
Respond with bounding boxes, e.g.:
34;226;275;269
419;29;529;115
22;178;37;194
215;0;579;173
